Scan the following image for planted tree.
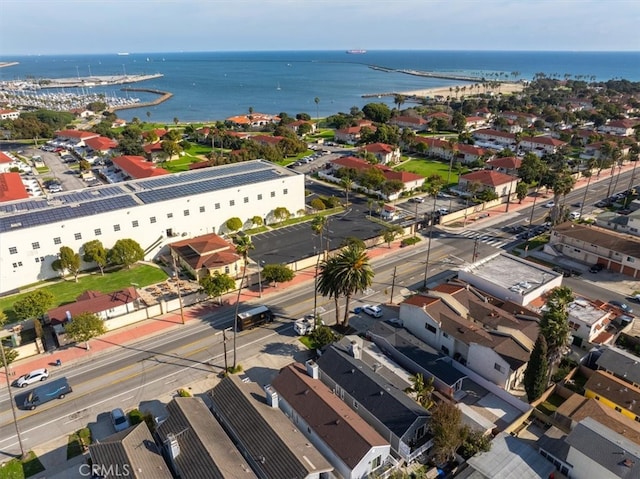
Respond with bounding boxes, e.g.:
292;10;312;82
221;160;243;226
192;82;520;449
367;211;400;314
515;182;529;204
310;215;328;251
430;401;467;464
226;217;243;233
82;240;108;275
232;235;254;369
383;226;403;247
262;264;294;287
107;239;144;269
54;246;81;282
523;334;549;402
199;272;235;305
273;207;291;223
0;346;18;368
13;290;55;320
250;216;263;228
404;373;435;409
64;312;107;350
539;286;573;379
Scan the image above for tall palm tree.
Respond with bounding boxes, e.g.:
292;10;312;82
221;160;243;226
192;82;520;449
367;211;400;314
423;174;445;288
310;215;328;253
393;94;406;114
550;169;576;224
340;177;354;206
232;235;254;369
404;373;435;409
317;244;374;327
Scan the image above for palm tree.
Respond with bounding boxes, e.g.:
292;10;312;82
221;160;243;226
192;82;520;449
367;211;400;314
232;235;254;370
550;169;576;224
310;215;328;253
316;244;374;327
340;177;354;206
314;97;320;125
423;174;445;288
579;158;597;217
393;94;406;114
404;373;435;409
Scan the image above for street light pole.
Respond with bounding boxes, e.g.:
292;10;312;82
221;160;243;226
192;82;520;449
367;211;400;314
257;260;263;298
0;332;25;459
171;254;185;325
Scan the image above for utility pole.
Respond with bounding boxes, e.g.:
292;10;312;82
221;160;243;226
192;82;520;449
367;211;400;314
473;237;479;262
390;266;397;304
222;328;229;376
0;333;25;459
313;250;321;317
171;253;185;325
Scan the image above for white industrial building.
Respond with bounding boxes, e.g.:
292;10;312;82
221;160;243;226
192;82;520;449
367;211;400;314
0;160;304;294
457;252;563;306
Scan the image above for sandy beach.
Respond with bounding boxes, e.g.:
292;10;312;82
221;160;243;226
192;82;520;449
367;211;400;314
397;81;525;98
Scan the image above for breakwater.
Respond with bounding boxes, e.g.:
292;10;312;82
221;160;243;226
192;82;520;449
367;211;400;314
111;87;173;111
368;65;488;82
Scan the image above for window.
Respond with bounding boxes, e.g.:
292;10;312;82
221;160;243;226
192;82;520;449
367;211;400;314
442;331;449;338
167;213;173;219
114;224;121;232
244;197;249;203
628;257;635;263
425;323;436;333
595;395;600;401
615;406;622;413
441;345;450;355
353;400;358;409
54;237;61;245
132;220;139;227
74;233;82;240
32;242;40;250
12;263;17;268
215;203;220;210
35;257;40;263
635;416;640;423
257;194;263;200
17;262;22;267
224;266;230;274
283;188;288;195
271;191;275;197
95;228;102;236
229;200;235;206
371;456;381;469
199;206;205;213
494;363;504;373
9;247;17;255
150;216;157;224
183;210;190;217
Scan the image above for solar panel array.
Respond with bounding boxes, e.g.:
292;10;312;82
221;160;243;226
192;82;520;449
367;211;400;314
0;161;291;233
136;169;280;204
0;196;139;233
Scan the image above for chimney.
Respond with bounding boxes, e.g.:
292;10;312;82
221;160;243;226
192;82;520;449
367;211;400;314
264;385;278;408
350;341;361;360
306;359;319;379
164;434;180;461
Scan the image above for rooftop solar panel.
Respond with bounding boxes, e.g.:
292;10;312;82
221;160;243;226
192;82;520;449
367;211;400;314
0;199;48;213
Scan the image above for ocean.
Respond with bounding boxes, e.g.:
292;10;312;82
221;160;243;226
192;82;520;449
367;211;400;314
1;50;639;123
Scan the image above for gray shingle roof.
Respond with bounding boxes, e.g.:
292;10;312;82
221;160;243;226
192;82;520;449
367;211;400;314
89;422;173;479
156;397;255;479
596;347;640;386
566;417;640;478
209;375;332;479
316;346;430;439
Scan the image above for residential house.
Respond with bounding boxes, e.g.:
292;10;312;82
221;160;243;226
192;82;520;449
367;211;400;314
285;120;316;135
499;111;538;127
226;113;280;128
112;155;169;180
168;233;242;282
0;172;29;203
584;370;640;422
595;209;640;238
461;433;555;479
156;397;256;479
412;137;488;164
270;363;392;479
547;222;640;278
315;345;433;462
111;118;127;128
464;115;489;130
209;375;333;479
600;119;640;137
68;108;94;119
142;128;167;141
596;346;640;389
143;142;165;161
360;142;400;165
390;115;429;131
458;170;519;198
0;109;20;120
84;136;118;159
565;297;616;347
250;135;285;147
426;112;451;126
380;204;398;221
485;156;522;175
0;152;14;173
334;124;377;144
398;283;540;391
89;422;173;479
537;417;640;479
54;129;100;147
472;129;517;150
46;287;141;325
518;135;567;157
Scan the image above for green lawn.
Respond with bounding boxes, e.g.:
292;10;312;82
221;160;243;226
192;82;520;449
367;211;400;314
537;393;565;416
0;452;45;479
395;158;468;187
158;155;203;173
67;428;91;460
0;264;168;323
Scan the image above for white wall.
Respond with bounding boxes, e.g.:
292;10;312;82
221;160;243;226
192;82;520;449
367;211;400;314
566;448;618;479
0;170;304;293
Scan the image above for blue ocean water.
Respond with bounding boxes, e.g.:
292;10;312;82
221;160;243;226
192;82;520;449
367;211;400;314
2;50;639;123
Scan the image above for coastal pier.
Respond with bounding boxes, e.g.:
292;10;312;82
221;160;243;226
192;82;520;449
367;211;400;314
38;73;164;89
111;87;173;111
368;65;487;82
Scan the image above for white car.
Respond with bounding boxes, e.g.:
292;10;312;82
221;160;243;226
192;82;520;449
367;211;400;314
16;368;49;388
411;197;425;203
569;211;581;220
362;304;383;318
543;201;555;208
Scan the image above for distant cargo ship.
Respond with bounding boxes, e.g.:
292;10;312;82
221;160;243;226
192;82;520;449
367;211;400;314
117;52;130;56
346;49;367;54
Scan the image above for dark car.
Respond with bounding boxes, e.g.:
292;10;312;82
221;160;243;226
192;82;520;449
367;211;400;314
609;300;633;314
589;264;604;273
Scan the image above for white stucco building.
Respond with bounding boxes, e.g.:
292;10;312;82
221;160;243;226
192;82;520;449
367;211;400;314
0;160;304;294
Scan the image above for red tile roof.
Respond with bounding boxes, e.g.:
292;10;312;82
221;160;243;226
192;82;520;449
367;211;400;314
251;135;284;145
460;170;518;187
143;142;164;154
331;156;422;184
169;233;240;270
55;129;100;140
46;288;139;325
112;155;169;179
473;129;516;139
486;156;522;169
361;142;394;154
0;152;13;164
521;136;566;147
391;115;428;125
0;172;29;202
84;136;118;151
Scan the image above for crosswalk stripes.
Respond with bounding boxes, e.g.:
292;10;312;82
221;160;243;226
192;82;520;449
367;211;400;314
456;229;511;248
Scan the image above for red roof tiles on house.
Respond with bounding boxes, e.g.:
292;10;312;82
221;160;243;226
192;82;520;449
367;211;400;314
112;155;169;179
46;288;139;325
0;152;13;164
169;233;240;271
460;170;518;187
486;156;522;169
361;142;394;154
84;136;118;151
0;172;29;202
55;129;100;140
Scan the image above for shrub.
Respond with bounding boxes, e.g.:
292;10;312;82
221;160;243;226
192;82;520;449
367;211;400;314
177;388;192;397
401;237;422;247
310;198;326;210
129;408;144;425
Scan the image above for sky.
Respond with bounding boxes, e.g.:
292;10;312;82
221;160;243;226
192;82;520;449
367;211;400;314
1;0;639;55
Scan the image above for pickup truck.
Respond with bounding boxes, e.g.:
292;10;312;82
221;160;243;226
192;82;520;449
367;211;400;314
294;315;322;336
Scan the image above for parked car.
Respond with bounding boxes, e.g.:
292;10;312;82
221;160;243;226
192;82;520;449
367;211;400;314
609;300;633;314
569;211;581;220
629;294;640;303
15;368;49;388
571;202;583;207
411;197;425;203
589;263;604;273
110;408;131;432
362;304;383;318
